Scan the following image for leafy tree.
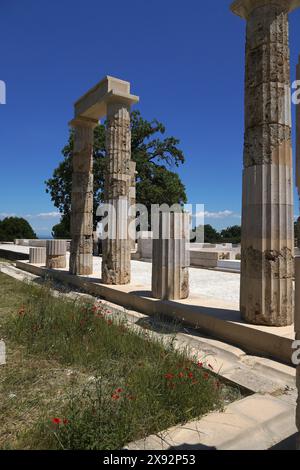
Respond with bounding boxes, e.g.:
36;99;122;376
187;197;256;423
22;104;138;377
45;111;187;235
295;218;300;248
220;225;241;244
0;217;36;242
204;224;221;243
51;215;71;239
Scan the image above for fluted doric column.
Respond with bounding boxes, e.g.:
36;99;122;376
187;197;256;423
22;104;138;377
129;161;137;251
152;211;190;300
295;54;300;449
102;101;132;284
231;0;300;326
69;117;98;275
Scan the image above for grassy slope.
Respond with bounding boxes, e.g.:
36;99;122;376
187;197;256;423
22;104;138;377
0;273;242;449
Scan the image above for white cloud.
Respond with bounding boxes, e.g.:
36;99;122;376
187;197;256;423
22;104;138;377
25;212;60;219
194;209;241;220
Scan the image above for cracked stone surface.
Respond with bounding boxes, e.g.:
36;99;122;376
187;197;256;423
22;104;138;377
234;1;296;325
102;102;132;285
69;118;97;276
152;212;190;300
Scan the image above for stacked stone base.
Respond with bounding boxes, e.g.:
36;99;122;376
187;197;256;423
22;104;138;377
46;240;67;269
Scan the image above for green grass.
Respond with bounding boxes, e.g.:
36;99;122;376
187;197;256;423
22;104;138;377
0;257;13;263
0;273;242;450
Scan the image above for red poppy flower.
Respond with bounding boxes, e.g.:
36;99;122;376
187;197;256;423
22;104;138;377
197;362;203;368
111;394;120;400
52;418;61;425
188;372;194;379
116;388;123;393
178;372;184;378
165;373;174;380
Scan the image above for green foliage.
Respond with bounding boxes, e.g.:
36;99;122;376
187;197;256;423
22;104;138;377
51;215;71;239
220;225;241;244
45;111;187;233
0;217;36;242
295;218;300;248
191;224;241;244
204;224;221;243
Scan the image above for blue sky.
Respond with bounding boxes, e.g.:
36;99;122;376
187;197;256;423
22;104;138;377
0;0;299;237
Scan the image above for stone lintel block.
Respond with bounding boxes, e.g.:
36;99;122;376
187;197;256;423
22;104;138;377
74;76;139;121
29;247;46;265
231;0;300;19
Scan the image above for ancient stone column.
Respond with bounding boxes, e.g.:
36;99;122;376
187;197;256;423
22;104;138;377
29;247;46;265
46;240;67;269
129;161;137;251
102;100;132;285
295;54;300;450
152;211;190;300
231;0;300;326
69;117;98;276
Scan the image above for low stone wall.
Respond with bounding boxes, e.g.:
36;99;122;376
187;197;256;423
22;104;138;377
15;239;71;250
217;259;241;272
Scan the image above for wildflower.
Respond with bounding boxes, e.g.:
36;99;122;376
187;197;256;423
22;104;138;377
164;373;174;380
111;394;120;400
107;319;113;326
188;372;194;379
116;388;123;393
52;418;61;425
178;372;184;378
203;373;209;380
197;362;203;368
18;306;25;316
